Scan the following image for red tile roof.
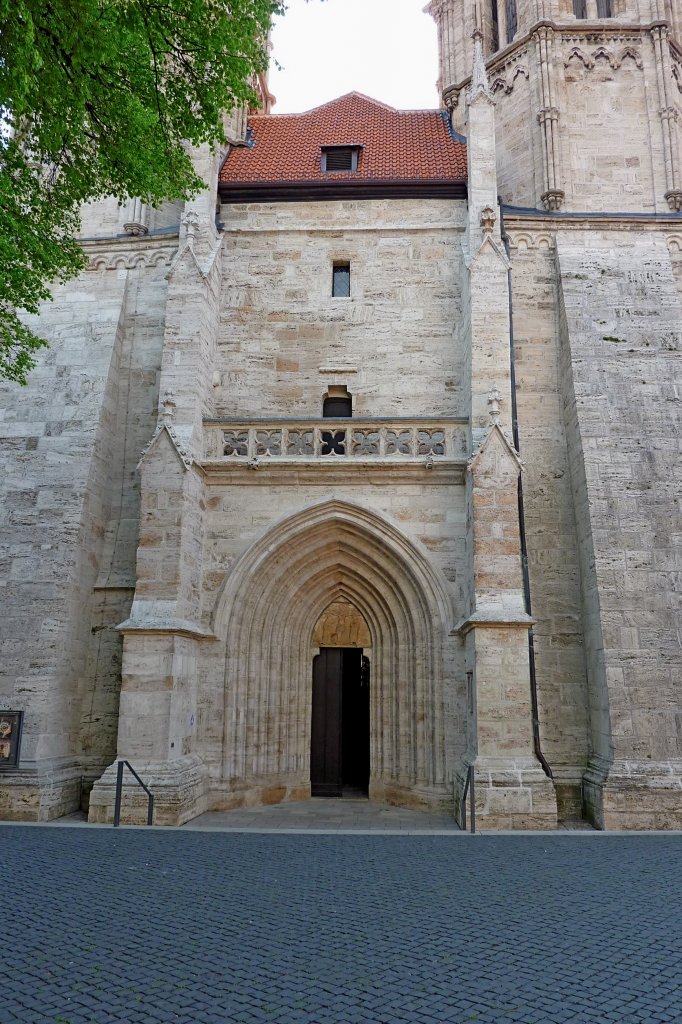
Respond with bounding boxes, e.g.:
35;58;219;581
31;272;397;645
219;92;467;192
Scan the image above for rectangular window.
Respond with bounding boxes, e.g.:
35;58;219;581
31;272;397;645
321;147;360;172
332;263;351;298
596;0;612;15
572;0;587;15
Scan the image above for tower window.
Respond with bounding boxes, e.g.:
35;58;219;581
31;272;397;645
490;0;500;51
572;0;587;15
596;0;612;15
332;262;351;298
505;0;517;42
321;146;360;172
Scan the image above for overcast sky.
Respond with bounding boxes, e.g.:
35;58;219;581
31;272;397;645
268;0;440;113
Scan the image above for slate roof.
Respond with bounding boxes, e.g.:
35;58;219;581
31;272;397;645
219;92;467;194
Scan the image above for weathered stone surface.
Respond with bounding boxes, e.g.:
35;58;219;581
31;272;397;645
431;2;682;214
2;5;682;828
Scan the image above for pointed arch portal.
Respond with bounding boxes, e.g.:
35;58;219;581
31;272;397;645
214;500;453;809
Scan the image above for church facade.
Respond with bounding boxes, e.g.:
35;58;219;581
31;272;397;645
1;0;681;829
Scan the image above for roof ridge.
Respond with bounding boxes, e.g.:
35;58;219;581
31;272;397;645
257;91;400;117
248;105;450;124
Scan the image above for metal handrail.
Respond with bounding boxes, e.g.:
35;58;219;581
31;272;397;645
113;759;154;827
460;763;476;833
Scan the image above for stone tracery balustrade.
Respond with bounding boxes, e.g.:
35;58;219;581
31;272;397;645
203;418;469;463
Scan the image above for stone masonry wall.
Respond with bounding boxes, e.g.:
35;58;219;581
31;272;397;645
216;199;467;418
557;229;682;824
0;273;126;816
0;242;171;817
78;255;170;791
490;62;539;209
194;197;470;802
79;198;182;240
506;228;591;811
560;46;659;213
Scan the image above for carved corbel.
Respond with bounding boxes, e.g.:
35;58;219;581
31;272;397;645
665;190;682;212
541;189;565;211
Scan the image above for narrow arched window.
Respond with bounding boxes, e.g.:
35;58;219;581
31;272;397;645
490;0;500;51
506;0;517;42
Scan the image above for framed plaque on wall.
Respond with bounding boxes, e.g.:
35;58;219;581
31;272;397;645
0;711;24;769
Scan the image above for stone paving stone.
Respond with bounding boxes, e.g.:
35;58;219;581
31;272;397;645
1;827;682;1024
186;798;460;833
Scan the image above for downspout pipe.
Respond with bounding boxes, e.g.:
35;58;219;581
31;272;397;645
499;199;553;781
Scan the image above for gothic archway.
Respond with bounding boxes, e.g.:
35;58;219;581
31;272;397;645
212;499;454;809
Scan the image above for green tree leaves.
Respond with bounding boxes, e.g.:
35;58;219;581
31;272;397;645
0;0;282;382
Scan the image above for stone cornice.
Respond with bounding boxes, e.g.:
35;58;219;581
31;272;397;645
80;229;178;249
199;460;466;486
219;222;466;235
453;609;535;636
116;617;217;641
503;207;682;236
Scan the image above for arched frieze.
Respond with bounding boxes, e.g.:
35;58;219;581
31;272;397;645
490;64;530;96
505;230;555;252
564;43;642;72
86;248;173;272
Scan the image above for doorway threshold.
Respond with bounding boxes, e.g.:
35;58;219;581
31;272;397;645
183;797;461;833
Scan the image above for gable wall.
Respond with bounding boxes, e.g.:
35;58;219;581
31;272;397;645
216;199;467;418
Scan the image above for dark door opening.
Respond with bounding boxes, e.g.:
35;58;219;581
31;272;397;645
311;647;369;797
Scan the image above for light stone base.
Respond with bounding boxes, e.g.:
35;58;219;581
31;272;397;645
0;759;83;821
208;781;312;811
549;765;587;821
460;758;558;830
205;778;452;816
88;755;208;826
369;779;453;814
585;760;682;831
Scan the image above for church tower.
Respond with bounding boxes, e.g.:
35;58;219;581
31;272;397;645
427;0;682;212
429;0;682;829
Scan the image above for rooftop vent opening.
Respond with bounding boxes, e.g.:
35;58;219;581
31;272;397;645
321;146;360;173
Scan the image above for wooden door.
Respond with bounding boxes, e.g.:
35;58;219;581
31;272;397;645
311;648;343;796
341;649;369;792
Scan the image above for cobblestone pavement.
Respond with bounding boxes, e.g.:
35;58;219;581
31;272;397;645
2;826;682;1024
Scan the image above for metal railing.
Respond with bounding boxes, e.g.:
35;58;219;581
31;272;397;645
460;763;476;833
113;760;154;827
